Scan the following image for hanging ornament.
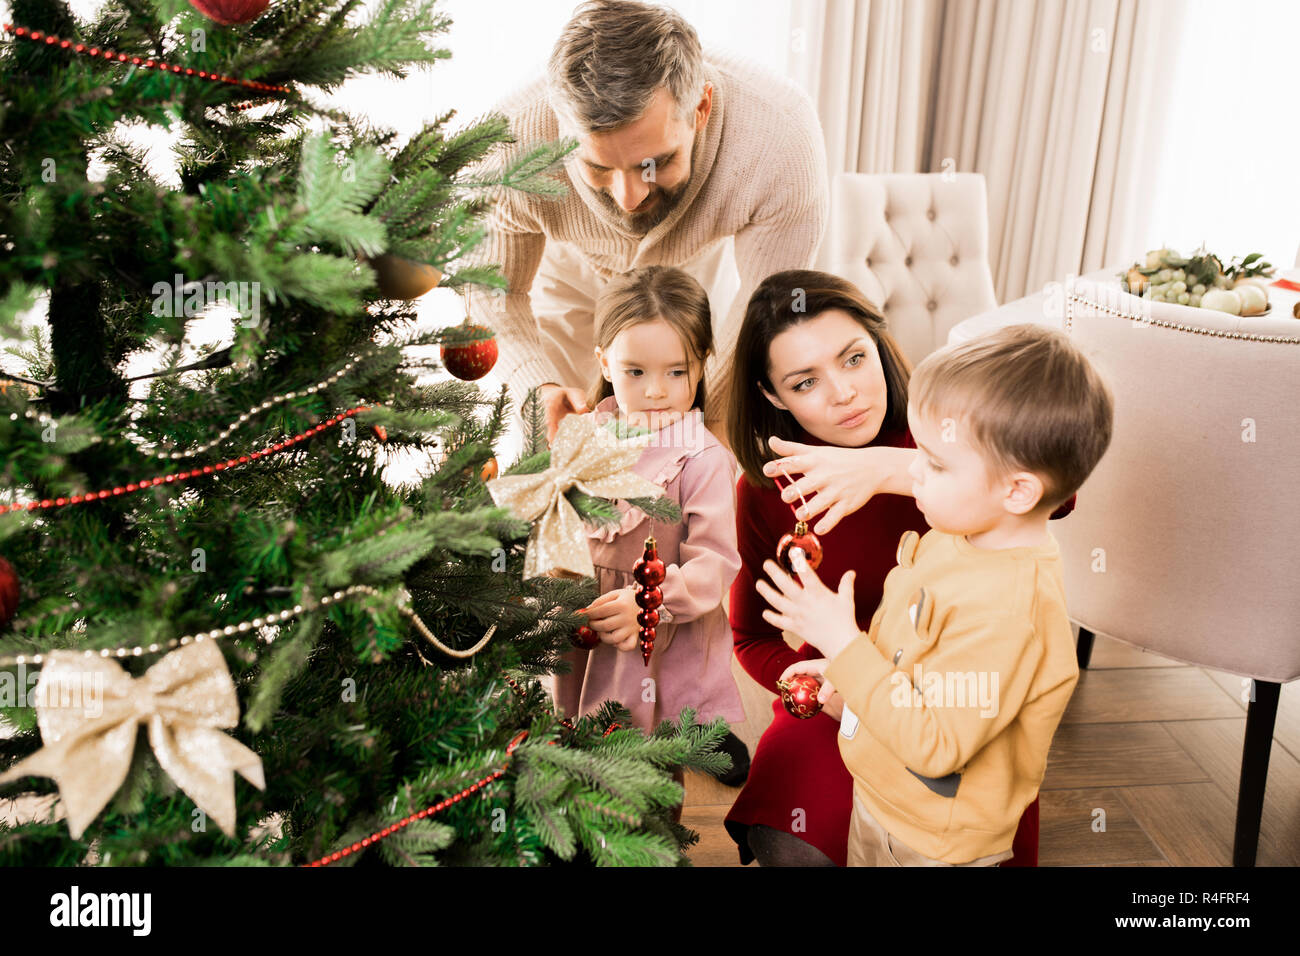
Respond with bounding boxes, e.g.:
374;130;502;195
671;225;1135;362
187;0;270;25
0;555;20;628
364;253;443;301
632;535;666;665
479;456;498;482
776;519;824;576
372;425;388;443
772;467;823;577
441;322;498;381
570;624;599;650
777;674;823;719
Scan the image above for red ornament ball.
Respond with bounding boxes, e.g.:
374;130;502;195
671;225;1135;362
777;674;823;719
441;327;498;381
635;585;662;611
0;555;18;628
776;520;823;576
187;0;269;25
570;625;599;650
633;554;666;587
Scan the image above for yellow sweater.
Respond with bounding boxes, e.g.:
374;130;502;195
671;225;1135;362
825;528;1079;863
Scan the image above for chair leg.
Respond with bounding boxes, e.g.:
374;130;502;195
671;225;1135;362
1233;679;1280;867
1076;627;1095;669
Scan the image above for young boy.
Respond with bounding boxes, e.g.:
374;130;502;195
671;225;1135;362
756;323;1114;866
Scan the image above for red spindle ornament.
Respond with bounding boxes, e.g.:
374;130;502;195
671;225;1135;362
632;536;665;665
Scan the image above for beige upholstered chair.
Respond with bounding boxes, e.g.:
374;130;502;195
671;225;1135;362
1053;277;1300;866
816;172;998;366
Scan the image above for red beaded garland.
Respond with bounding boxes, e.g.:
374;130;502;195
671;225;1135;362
1;21;290;95
0;406;374;517
303;756;515;866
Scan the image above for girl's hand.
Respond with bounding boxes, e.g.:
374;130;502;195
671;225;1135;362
757;559;861;660
778;660;844;720
762;437;915;535
581;587;641;653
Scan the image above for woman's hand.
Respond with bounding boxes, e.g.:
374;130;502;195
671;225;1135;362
580;587;641;653
762;436;916;535
778;659;844;720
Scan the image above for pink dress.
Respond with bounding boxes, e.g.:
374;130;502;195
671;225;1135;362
553;396;747;732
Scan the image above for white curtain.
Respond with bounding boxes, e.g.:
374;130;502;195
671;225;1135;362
787;0;944;175
790;0;1186;303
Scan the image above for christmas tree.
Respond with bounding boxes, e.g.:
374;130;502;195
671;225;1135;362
0;0;728;867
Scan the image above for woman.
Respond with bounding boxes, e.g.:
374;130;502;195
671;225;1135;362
723;270;1051;866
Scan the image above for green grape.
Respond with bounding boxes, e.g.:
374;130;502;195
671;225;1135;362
1192;283;1206;295
1189;293;1202;307
1158;269;1173;282
1178;292;1190;304
1170;280;1186;294
1173;269;1185;282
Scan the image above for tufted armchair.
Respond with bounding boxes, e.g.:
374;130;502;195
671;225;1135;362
1053;277;1300;866
816;172;999;366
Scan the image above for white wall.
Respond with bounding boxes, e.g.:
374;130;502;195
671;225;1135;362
1140;0;1300;270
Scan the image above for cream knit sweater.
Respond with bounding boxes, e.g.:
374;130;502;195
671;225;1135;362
462;47;829;418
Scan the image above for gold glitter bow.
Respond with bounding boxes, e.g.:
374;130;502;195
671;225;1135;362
487;412;665;579
0;640;265;839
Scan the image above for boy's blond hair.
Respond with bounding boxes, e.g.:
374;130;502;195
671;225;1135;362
909;324;1114;512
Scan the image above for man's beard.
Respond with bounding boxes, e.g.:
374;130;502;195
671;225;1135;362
594;163;693;235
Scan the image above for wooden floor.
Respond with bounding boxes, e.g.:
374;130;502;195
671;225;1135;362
682;631;1300;867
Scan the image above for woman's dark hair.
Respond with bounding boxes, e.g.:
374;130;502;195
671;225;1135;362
726;269;912;488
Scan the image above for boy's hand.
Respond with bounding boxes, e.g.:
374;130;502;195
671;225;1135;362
757;559;861;660
580;587;641;653
778;659;845;721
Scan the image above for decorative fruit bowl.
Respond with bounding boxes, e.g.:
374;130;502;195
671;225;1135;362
1118;247;1276;317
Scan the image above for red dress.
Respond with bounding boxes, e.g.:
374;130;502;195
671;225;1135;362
724;422;1070;866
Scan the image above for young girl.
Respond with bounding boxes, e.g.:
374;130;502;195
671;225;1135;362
552;266;747;745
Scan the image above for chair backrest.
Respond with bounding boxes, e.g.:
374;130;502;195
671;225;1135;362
1051;278;1300;682
816;172;998;366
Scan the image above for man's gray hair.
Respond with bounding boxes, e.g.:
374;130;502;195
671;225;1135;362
547;1;705;135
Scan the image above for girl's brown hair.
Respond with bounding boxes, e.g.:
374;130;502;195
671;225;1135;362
726;269;912;488
587;265;713;413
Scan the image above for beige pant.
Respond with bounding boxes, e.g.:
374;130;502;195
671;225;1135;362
847;793;1014;867
529;236;741;421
